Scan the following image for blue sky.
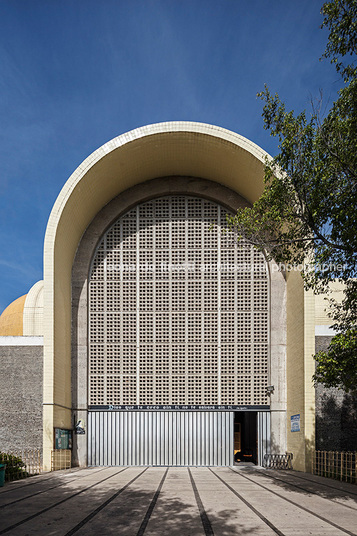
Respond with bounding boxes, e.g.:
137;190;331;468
0;0;341;313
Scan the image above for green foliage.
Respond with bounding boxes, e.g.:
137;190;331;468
228;0;357;392
0;453;30;482
314;327;357;391
321;0;357;81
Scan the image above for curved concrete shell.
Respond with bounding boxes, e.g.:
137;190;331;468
42;121;314;471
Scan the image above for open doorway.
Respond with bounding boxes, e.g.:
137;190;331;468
234;412;258;465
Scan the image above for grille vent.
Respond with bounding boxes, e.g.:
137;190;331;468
89;196;269;405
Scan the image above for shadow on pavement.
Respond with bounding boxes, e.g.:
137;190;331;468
237;466;357;504
0;468;261;536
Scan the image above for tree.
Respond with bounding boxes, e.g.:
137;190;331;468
228;0;357;392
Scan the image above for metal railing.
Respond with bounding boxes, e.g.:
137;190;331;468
312;451;356;484
51;449;71;471
0;449;42;481
263;453;293;470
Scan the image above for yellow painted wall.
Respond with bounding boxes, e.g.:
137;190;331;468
304;287;316;471
286;271;315;472
286;272;305;470
315;281;345;325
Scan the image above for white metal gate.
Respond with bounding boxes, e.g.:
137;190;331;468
88;411;233;466
257;411;271;466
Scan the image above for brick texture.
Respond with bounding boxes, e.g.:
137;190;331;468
0;345;43;452
315;336;357;451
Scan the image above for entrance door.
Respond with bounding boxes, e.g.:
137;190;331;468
233;411;270;465
234;412;257;464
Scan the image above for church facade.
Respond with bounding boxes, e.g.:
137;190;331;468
0;122;344;471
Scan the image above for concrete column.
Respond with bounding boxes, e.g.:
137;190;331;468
269;262;287;453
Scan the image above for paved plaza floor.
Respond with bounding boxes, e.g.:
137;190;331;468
0;466;356;535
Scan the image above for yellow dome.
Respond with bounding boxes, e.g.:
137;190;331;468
0;294;27;336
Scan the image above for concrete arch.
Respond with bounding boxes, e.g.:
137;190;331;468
42;122;273;469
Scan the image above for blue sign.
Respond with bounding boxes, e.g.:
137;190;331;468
291;414;300;432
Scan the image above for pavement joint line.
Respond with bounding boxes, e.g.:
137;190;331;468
274;470;357;497
0;467;129;535
188;468;214;536
208;468;285;536
236;468;357;511
0;471;81;494
64;467;149;536
0;467;110;508
231;469;357;536
0;467;108;495
135;468;169;536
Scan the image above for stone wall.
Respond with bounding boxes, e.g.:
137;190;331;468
0;342;43;452
315;336;357;451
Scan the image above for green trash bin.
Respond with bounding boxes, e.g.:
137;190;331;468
0;464;6;487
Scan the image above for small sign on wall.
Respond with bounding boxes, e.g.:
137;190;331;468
291;414;300;432
75;420;85;434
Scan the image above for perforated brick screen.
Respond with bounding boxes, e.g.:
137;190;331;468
89;196;269;405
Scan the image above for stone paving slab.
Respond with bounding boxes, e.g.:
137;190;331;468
0;467;356;536
231;468;357;533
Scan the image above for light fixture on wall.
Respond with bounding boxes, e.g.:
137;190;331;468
266;385;275;396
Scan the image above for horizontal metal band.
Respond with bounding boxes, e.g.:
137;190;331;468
88;404;270;412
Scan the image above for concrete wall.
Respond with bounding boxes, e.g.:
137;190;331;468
0;339;43;452
269;262;287;453
315;335;357;451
